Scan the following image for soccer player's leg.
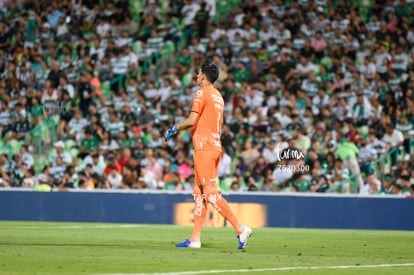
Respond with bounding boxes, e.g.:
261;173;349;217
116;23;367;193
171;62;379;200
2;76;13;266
196;150;253;249
189;183;208;244
176;171;206;248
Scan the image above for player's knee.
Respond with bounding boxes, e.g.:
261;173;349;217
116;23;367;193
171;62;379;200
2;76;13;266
193;193;206;216
206;192;221;203
207;192;222;211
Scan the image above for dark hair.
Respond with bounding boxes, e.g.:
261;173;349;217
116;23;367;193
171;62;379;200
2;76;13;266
201;62;219;83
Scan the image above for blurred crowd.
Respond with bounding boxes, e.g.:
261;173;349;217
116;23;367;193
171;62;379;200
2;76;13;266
0;0;414;196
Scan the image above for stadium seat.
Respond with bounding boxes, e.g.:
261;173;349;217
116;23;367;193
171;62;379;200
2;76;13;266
161;40;176;67
132;41;142;55
358;126;369;140
6;139;22;156
100;81;111;99
70;148;79;159
34;156;48;175
159;1;169;24
163;40;175;54
181;73;192;87
47;148;56;162
40;124;51;143
77;157;84;170
0;146;6;155
64;139;77;152
220;177;233;191
34;158;42;174
215;2;231;23
319;56;333;69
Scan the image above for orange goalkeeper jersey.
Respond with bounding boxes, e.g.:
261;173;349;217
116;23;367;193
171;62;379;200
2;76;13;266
191;84;224;152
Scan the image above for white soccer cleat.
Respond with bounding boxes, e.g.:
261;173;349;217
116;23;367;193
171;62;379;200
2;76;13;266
176;239;201;248
237;227;253;249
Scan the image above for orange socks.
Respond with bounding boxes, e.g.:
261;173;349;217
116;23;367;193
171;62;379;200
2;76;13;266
207;192;244;235
190;192;244;242
190;196;208;242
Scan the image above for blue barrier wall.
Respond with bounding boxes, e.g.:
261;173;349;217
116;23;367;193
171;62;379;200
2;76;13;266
0;190;413;230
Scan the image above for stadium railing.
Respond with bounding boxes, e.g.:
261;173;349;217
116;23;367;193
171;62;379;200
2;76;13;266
217;144;406;194
325;147;401;193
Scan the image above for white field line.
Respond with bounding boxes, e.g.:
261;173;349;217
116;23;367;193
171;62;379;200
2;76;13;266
4;224;142;229
95;263;414;275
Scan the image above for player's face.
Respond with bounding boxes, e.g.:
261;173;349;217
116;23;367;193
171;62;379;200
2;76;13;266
196;69;204;86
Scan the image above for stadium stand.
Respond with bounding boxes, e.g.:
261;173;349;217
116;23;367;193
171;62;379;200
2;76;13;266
0;0;413;196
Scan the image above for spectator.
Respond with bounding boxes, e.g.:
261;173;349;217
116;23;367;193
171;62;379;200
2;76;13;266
121;164;136;189
139;164;158;189
68;110;88;141
334;138;363;191
8;111;31;142
359;174;381;195
397;173;412;195
367;131;387;158
56;169;75;189
358;139;377;175
194;2;209;38
118;147;132;169
41;79;58;105
261;169;277;192
50;154;67;181
262;139;278;164
218;149;232;180
349;89;372;127
103;154;122;176
309;168;331;193
240;138;260;167
77;71;95;115
105;165;123;189
395;113;414;160
50;141;72;167
230;181;240;192
181;0;200;44
382;123;404;168
21;164;36;188
0;0;412;195
33;173;52;192
106;111;124;139
272;160;293;189
379;174;395;195
88;153;106;177
311;31;327;59
328;158;351;193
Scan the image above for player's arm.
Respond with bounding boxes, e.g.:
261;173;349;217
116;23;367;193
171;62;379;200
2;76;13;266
165;89;204;142
165;111;200;141
177;111;200;131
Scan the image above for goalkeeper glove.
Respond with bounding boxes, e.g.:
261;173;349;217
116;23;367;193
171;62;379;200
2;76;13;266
165;124;178;142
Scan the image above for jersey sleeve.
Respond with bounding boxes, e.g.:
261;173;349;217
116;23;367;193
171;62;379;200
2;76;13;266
191;89;205;114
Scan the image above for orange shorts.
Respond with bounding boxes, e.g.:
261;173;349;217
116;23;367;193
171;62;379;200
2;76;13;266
193;150;221;195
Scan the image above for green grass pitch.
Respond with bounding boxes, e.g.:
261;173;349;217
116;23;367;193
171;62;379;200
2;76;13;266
0;221;413;275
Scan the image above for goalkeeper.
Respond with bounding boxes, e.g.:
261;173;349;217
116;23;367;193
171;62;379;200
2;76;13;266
165;61;252;249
